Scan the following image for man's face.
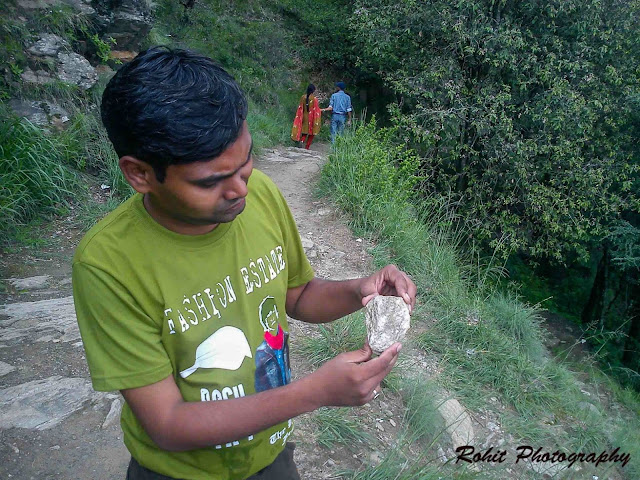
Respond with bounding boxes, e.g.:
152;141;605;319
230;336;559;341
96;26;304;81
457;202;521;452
144;121;253;235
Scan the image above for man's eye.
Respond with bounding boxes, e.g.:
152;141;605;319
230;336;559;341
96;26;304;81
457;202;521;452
199;182;219;189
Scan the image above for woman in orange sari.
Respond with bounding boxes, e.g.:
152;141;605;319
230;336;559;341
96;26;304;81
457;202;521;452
291;84;322;149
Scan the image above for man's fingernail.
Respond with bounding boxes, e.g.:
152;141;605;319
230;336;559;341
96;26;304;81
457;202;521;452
396;344;402;353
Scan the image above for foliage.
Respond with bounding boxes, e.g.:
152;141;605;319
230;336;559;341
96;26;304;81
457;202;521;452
319;124;640;476
273;0;356;72
313;407;373;449
155;0;297;105
89;34;117;64
318;118;421;217
351;0;640;264
0;111;79;244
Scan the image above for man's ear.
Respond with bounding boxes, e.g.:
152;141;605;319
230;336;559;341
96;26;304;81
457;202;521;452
119;156;156;193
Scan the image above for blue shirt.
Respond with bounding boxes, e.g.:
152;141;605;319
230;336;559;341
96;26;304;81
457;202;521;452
329;90;352;115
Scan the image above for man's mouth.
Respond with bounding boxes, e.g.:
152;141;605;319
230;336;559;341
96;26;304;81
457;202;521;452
226;198;245;212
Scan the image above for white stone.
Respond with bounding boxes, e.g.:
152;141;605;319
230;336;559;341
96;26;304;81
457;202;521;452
0;296;79;345
300;237;314;250
57;52;98;90
7;275;51;290
28;34;68;57
102;397;123;429
0;376;106;430
365;296;410;354
437;397;475;449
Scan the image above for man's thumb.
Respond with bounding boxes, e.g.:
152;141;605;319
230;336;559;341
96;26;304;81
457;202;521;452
340;343;373;364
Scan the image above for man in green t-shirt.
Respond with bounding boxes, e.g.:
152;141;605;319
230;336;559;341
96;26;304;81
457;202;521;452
72;47;416;480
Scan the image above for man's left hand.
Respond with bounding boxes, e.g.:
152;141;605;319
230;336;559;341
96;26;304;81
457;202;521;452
359;265;417;313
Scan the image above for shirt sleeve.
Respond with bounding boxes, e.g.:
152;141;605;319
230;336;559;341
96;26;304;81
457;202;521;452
347;95;353;113
73;262;173;391
329;93;335;110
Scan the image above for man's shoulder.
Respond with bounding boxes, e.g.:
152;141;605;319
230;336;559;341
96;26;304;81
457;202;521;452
249;169;281;199
73;194;141;265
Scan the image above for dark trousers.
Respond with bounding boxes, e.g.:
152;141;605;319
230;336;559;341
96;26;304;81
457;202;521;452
126;443;300;480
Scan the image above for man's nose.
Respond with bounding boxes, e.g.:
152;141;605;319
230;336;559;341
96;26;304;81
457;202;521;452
223;174;248;200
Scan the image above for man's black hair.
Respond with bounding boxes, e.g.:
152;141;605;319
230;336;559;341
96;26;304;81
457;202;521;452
101;46;248;182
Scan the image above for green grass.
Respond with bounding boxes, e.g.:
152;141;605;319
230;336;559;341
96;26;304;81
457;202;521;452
399;377;447;447
0;111;80;244
317;119;640;478
313;407;373;450
298;313;367;368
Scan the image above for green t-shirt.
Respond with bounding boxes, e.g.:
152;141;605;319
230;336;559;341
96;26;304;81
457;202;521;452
72;169;314;480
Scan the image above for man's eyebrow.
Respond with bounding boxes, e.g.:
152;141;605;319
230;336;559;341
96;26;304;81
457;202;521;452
192;142;253;184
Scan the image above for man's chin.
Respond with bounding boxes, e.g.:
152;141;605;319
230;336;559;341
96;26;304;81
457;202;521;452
208;205;246;224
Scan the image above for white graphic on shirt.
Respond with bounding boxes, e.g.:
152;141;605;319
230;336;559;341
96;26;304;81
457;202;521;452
180;326;252;378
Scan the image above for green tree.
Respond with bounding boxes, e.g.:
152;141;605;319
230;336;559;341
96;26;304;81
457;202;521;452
351;0;640;262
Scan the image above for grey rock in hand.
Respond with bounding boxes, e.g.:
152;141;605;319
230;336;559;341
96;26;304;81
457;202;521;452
365;296;410;355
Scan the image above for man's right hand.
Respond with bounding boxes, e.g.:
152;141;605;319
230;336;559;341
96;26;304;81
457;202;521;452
121;342;401;451
308;342;401;407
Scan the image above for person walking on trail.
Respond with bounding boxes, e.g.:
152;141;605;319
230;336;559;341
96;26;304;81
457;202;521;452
291;83;322;150
321;81;352;143
72;47;416;480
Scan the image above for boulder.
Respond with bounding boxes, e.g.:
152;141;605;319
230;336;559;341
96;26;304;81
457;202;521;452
92;0;154;52
365;295;410;354
27;33;69;57
57;52;98;89
20;67;56;86
8;99;70;128
18;0;94;14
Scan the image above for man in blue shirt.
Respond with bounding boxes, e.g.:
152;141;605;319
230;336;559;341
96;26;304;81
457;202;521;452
322;81;352;143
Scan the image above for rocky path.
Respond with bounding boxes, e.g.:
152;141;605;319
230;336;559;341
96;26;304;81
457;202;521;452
0;144;390;479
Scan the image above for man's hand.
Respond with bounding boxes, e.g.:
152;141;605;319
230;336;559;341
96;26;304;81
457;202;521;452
359;264;417;313
309;342;401;407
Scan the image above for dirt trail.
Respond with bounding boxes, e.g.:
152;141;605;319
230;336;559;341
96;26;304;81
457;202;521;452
0;143;391;479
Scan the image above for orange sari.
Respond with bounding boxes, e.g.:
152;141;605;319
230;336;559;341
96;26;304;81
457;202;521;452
291;94;321;141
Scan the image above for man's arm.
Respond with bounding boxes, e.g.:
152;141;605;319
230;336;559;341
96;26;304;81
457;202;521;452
121;341;401;451
286;264;416;323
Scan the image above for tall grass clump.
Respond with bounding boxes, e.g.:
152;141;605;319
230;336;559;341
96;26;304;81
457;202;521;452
0;112;79;244
313;407;373;450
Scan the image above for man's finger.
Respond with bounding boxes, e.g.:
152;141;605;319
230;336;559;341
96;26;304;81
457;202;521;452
359;343;402;379
339;343;373;364
361;293;377;307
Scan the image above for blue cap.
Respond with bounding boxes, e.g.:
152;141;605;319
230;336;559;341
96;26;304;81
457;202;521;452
335;81;346;90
